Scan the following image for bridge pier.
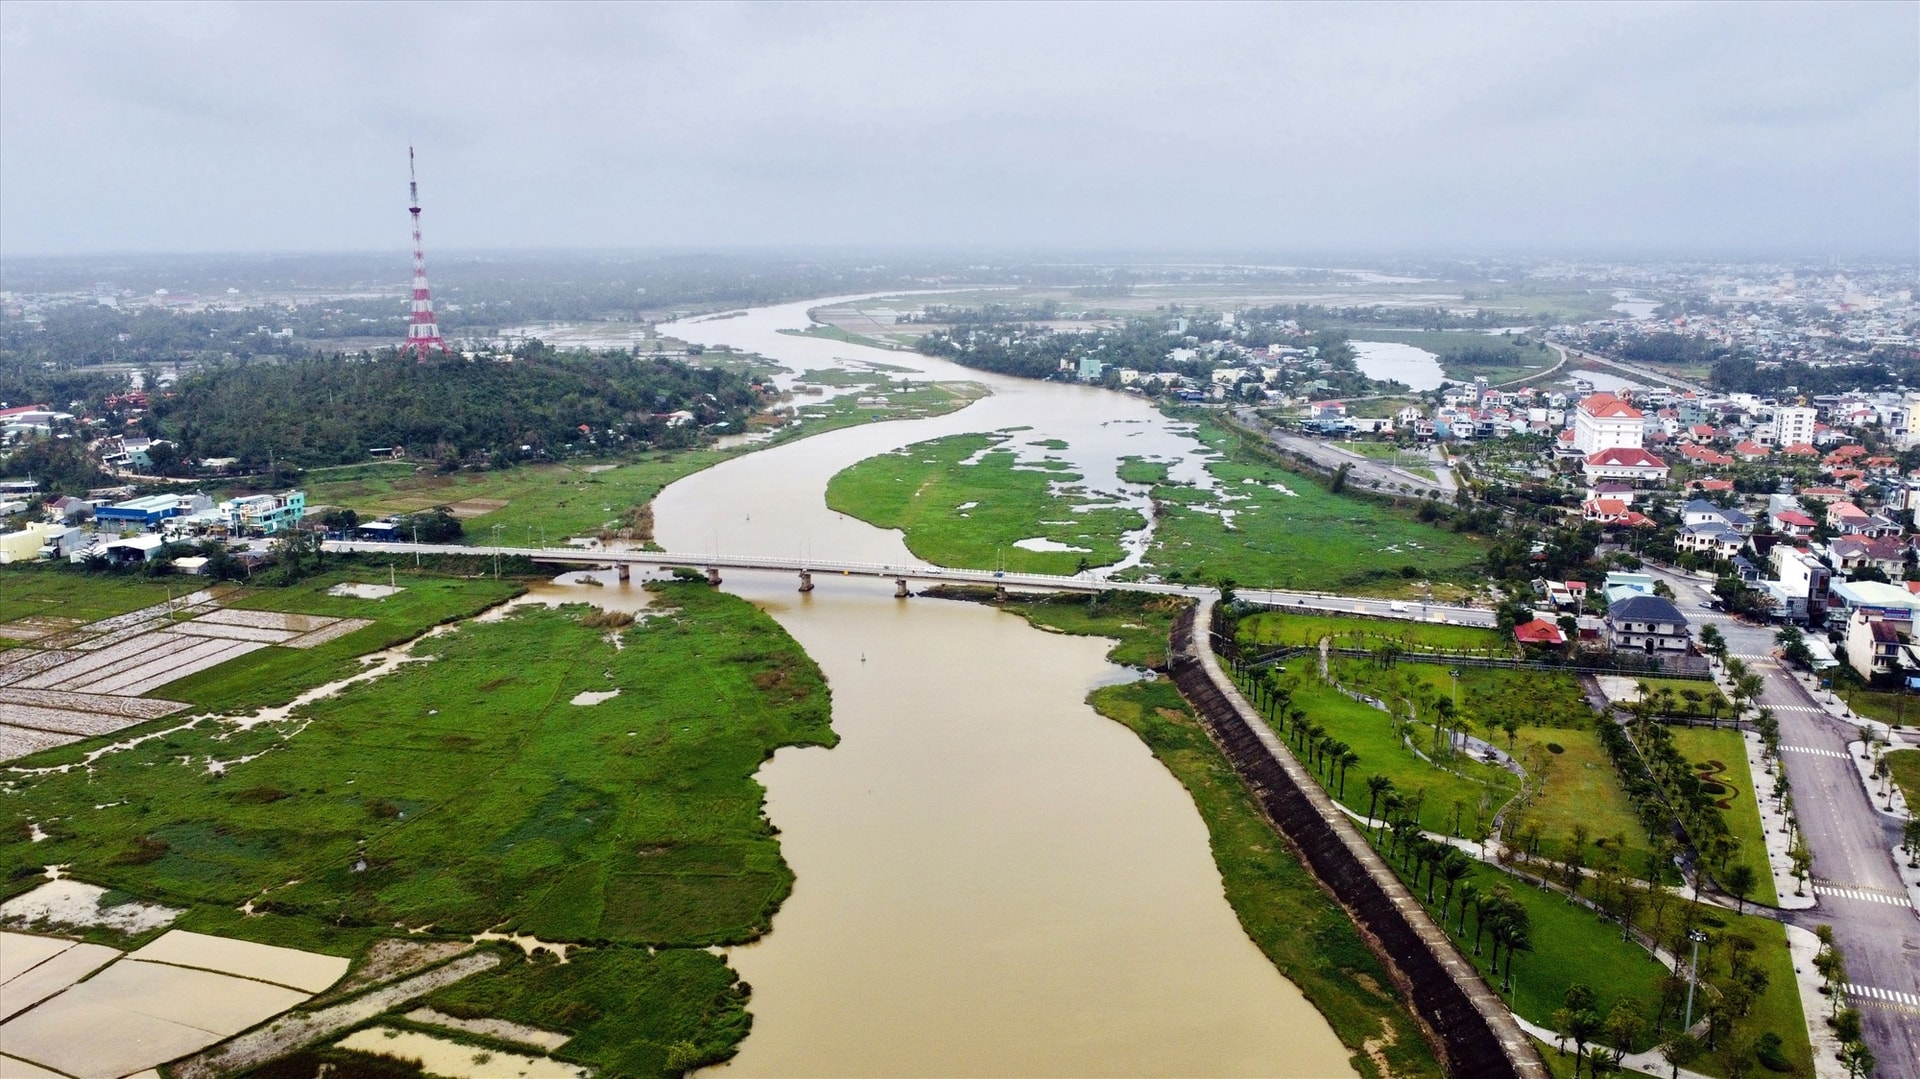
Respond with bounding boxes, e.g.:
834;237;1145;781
894;578;909;598
706;566;722;587
798;571;813;593
616;564;629;582
994;585;1008;603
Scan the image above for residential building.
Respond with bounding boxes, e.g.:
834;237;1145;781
220;490;307;536
1676;522;1745;560
1605;594;1691;655
1843;609;1920;679
1773;406;1817;448
1514;618;1567;647
1768;546;1831;622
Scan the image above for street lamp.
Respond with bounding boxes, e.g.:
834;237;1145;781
1683;929;1710;1029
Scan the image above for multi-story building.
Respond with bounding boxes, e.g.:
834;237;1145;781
1772;405;1817;448
1572;393;1644;454
220;490;307;536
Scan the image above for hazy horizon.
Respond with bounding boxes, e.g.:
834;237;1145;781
3;2;1915;259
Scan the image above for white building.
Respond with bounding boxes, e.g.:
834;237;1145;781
1773;406;1817;448
1572;393;1644;454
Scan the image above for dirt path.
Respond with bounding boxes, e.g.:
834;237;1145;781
168;951;501;1079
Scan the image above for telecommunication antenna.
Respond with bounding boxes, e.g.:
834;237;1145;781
403;147;449;359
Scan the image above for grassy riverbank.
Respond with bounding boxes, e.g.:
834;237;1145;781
1136;416;1485;592
1;580;834;1076
299;375;982;547
981;591;1443;1078
825;432;1145;574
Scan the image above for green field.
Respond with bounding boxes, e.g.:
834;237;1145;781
1508;726;1651;871
423;946;750;1077
1268;664;1520;837
1887;749;1920;809
0;582;836;1075
298;377;982;546
1137;417;1485;592
1237;611;1505;655
1116;455;1171;485
1669;727;1778;907
994;594;1442;1078
1843;687;1920;729
825;432;1145;575
0;565;182;623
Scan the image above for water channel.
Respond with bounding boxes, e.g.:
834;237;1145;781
558;299;1353;1075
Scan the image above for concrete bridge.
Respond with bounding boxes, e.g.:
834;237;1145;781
322;540;1494;626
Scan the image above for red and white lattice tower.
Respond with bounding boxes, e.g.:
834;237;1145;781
402;146;449;359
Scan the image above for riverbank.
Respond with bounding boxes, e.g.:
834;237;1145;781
968;589;1441;1078
1;574;836;1076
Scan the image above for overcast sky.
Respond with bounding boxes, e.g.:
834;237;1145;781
2;1;1915;258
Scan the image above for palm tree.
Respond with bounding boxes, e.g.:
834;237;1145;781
1500;906;1532;992
1439;850;1473;921
1455;880;1479;936
1337;749;1361;797
1364;774;1395;827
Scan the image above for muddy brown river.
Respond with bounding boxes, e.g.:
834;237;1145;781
565;299;1354;1075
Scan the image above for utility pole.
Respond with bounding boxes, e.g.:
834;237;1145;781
1683;928;1709;1029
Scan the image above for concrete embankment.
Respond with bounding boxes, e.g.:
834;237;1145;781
1170;598;1546;1079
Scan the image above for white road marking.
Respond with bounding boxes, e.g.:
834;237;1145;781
1781;745;1848;758
1841;983;1920;1008
1815;885;1914;907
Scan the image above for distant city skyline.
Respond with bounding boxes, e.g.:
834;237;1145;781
1;2;1914;257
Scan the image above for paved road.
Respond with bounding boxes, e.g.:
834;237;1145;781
1637;563;1920;1073
1230;408;1456;499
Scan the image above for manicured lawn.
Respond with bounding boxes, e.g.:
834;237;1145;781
1887;749;1920;808
1633;676;1731;719
1237;611;1504;654
1266;665;1519;838
1508;726;1651;872
825;432;1145;574
1138;416;1485;592
1844;687;1920;730
1669;727;1778;906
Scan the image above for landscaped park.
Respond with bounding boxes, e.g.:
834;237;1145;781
1225;606;1813;1078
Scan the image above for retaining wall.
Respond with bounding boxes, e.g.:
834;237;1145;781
1171;599;1547;1079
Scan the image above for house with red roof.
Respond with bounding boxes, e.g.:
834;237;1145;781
1733;440;1771;461
1771;509;1817;537
1582;447;1670;484
1679;444;1735;467
1781;442;1820;458
1514;618;1567;647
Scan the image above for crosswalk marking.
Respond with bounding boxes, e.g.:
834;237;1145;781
1815;884;1914;907
1767;705;1824;714
1782;745;1848;759
1841;983;1920;1009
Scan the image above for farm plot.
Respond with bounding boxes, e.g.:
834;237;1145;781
0;596;368;762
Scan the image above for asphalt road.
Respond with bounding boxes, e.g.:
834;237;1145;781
1638;563;1920;1073
1230;409;1457;500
